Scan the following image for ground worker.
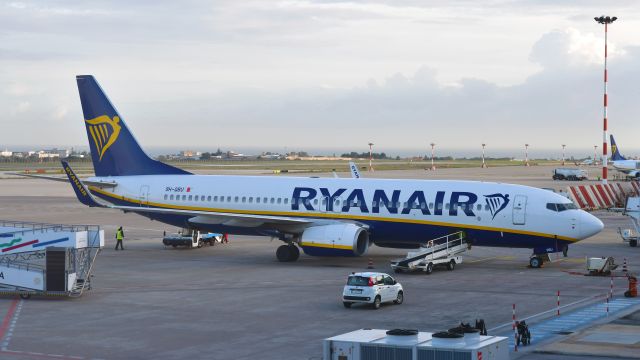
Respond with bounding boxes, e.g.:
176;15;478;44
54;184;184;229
115;226;124;250
222;233;229;244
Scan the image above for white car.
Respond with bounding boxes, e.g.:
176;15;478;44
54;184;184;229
342;272;403;309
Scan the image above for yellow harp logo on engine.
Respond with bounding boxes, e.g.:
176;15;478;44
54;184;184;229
85;115;121;161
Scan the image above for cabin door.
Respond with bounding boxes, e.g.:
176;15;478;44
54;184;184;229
139;185;150;207
512;195;527;225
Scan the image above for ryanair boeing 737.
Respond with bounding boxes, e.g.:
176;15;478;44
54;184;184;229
40;76;604;268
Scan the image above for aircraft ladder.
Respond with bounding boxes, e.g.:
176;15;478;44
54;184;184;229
390;231;468;273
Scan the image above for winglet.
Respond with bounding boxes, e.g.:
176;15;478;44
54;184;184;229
349;161;361;179
61;161;104;207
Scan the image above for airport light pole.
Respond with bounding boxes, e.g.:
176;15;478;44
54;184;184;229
481;143;487;168
594;145;598;166
368;142;374;172
595;15;617;184
561;144;566;166
524;144;530;167
430;143;436;170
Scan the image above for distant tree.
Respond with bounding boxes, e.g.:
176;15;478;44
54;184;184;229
200;152;211;160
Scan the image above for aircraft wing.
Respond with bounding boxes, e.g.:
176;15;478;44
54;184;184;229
9;171;117;188
60;161;314;229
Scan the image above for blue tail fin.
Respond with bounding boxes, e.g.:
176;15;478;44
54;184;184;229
610;135;626;161
76;75;191;177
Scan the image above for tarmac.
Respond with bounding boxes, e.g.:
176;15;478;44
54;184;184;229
0;165;638;359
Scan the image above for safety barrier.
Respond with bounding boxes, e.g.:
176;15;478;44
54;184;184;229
567;180;640;210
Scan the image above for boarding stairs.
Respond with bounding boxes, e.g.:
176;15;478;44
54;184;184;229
0;220;104;298
390;231;468;273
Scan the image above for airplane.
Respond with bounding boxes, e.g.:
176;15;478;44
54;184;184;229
610;135;640;179
36;75;605;269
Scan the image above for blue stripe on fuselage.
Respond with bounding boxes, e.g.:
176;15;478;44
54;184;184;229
91;190;571;251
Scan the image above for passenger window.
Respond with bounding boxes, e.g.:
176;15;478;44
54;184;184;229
277;198;282;204
264;197;268;203
242;197;246;203
249;197;253;203
207;196;212;201
270;198;275;204
484;204;490;211
195;195;200;201
182;195;186;201
227;196;231;202
219;196;223;203
372;201;377;207
235;196;239;202
257;197;261;203
164;194;168;200
445;203;450;210
189;195;193;201
170;194;174;200
429;203;434;209
313;199;318;205
284;198;289;204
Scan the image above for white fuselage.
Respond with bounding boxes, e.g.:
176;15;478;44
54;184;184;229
87;174;603;250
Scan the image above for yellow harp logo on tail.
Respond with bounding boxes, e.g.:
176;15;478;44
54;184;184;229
85;115;122;161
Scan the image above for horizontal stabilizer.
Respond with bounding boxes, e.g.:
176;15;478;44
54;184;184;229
61;161;105;207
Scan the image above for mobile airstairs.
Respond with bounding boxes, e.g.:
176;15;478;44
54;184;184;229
390;231;468;274
0;220;104;298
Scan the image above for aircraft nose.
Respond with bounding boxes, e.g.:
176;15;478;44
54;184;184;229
579;211;604;239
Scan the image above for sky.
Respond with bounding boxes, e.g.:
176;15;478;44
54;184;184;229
1;1;640;157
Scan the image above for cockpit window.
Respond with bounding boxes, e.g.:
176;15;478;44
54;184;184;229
546;202;577;212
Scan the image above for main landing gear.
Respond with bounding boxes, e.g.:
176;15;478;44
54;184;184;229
276;244;300;262
529;256;544;268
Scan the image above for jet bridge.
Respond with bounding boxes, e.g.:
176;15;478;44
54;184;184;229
390;231;467;274
0;220;104;298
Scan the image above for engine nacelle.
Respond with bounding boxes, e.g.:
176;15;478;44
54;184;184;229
300;223;369;257
628;170;640;179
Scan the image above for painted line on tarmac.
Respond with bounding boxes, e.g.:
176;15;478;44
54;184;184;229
467;256;514;263
0;298;19;350
0;349;101;360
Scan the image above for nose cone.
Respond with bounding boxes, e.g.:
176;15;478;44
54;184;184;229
579;211;604;239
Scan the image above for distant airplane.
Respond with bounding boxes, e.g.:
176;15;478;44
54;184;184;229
580;159;598;166
610;135;640;179
29;76;604;268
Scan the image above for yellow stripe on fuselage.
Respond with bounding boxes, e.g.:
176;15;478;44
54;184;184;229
88;186;578;242
299;242;354;250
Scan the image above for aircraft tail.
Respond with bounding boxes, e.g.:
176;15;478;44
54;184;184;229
610;135;626;161
76;75;191;177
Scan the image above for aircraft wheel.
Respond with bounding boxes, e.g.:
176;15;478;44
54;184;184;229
19;293;31;300
529;256;543;268
288;244;300;262
276;245;292;262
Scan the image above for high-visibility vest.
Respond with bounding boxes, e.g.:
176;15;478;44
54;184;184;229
116;229;123;240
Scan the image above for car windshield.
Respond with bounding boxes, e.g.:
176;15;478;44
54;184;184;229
347;276;369;286
546;203;578;212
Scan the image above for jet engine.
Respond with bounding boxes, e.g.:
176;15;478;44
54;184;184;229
299;223;369;257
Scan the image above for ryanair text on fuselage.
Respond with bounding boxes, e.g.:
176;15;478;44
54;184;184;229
291;187;510;218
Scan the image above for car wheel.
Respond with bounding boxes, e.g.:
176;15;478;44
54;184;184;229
343;302;352;308
372;296;381;309
447;259;455;271
425;263;433;274
394;291;403;305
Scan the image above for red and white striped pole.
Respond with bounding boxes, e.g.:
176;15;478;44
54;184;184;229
557;290;561;316
430;142;436;171
513;303;518;352
595;15;618;184
610;275;614;299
